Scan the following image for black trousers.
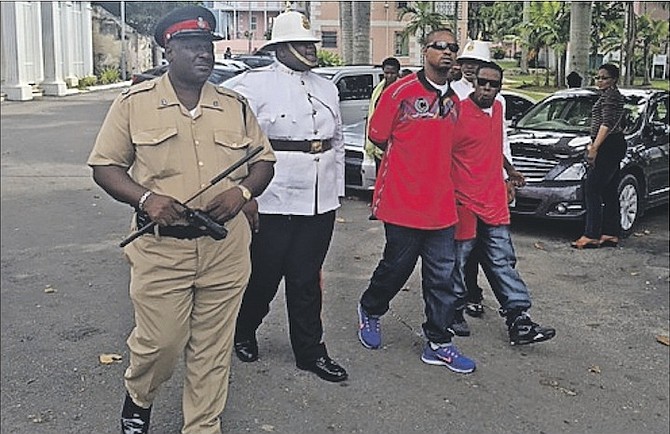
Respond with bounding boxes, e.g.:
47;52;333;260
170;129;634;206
235;211;336;363
584;132;626;239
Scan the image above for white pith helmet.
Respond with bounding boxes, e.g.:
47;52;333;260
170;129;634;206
458;40;492;63
261;11;320;50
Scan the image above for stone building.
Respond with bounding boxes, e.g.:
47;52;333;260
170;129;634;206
1;1;93;100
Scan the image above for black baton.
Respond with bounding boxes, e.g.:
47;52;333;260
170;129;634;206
119;146;263;248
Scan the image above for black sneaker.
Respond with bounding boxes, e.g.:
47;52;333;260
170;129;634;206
465;301;484;317
121;393;151;434
448;311;471;337
508;313;556;345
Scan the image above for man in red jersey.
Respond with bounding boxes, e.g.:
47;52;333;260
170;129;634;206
356;29;475;374
451;62;556;346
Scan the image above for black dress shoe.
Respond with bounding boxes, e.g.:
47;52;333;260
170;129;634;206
296;356;348;382
234;339;258;362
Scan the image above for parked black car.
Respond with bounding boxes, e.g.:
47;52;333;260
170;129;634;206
130;61;249;86
232;53;275;68
509;88;669;236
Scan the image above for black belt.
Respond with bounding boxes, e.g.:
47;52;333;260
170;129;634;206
270;139;332;153
136;213;209;239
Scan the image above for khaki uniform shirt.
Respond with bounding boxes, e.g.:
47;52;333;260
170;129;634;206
88;74;275;221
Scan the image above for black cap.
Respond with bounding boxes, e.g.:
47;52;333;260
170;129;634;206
154;5;223;48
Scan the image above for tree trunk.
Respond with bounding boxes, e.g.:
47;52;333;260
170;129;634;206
340;1;353;65
621;1;636;86
520;1;530;73
642;43;651;85
566;1;592;88
352;1;371;64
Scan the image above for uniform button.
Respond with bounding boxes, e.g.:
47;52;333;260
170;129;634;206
195;140;200;145
314;130;318;134
201;184;207;188
314;156;320;162
312;110;317;116
198;161;204;166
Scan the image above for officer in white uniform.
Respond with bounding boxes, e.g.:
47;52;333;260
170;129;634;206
224;10;347;382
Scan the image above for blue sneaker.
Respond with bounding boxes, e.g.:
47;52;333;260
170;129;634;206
357;304;381;349
421;343;476;374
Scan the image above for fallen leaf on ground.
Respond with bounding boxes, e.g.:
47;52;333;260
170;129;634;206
260;425;275;432
533;242;546;250
633;232;644;237
336;217;346;223
99;353;123;365
643;229;651;235
656;335;669;346
630;271;640;276
44;285;56;294
589;365;601;374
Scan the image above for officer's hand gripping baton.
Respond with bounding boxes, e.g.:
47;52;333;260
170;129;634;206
119;146;263;248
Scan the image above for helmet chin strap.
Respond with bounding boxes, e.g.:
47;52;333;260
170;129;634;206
288;43;318;68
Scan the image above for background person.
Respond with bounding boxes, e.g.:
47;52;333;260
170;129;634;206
451;62;556;346
571;63;625;249
88;6;275;434
364;57;401;173
357;29;476;375
224;10;348;383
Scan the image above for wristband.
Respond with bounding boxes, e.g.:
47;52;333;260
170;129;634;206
137;190;153;211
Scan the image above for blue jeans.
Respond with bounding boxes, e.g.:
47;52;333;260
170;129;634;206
360;223;457;344
452;221;531;316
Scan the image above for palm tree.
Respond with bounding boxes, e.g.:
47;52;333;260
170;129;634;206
339;2;353;65
566;1;591;87
636;15;669;85
352;1;370;64
398;1;445;46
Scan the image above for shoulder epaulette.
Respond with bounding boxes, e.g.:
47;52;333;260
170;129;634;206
120;80;156;99
215;85;247;104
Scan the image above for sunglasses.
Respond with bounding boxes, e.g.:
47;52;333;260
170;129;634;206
594;75;612;80
476;77;501;88
426;41;460;53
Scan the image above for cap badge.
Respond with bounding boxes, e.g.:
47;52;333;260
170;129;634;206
197;17;207;29
301;15;310;30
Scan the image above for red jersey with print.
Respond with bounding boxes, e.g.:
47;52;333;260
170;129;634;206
368;70;459;230
452;96;509;237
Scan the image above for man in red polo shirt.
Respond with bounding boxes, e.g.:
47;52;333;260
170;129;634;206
356;29;475;374
451;62;556;346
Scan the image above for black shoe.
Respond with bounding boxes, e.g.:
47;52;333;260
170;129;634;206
448;311;471;337
121;393;151;434
297;356;348;382
508;313;556;346
234;339;258;362
465;301;484;318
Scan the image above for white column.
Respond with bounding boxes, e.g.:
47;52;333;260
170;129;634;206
60;1;78;87
1;2;33;100
81;2;94;77
40;1;67;96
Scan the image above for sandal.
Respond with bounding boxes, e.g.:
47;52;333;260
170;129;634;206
571;236;601;249
599;236;619;248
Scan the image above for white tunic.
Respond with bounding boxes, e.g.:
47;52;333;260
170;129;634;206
224;62;345;215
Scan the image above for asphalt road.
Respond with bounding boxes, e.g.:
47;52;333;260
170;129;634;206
1;89;668;434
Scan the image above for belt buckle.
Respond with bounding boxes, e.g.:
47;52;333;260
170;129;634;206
310;140;322;153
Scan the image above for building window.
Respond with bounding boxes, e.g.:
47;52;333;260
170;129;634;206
394;32;409;56
251;16;257;31
322;31;337;48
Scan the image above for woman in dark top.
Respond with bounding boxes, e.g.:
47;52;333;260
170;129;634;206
572;63;625;249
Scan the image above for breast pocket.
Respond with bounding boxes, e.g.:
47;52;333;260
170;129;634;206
214;130;252;180
131;127;179;178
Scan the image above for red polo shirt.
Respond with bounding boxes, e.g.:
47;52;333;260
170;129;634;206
368;71;459;230
452;97;509;240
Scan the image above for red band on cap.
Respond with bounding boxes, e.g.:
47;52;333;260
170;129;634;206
164;18;212;41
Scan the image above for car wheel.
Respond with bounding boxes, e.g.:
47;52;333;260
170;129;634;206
618;173;641;237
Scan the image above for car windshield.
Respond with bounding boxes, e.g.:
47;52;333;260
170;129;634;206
516;93;647;134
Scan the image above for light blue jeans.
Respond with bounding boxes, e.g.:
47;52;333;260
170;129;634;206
452;221;532;317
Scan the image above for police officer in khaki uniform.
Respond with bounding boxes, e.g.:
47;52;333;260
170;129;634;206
224;10;348;382
87;6;275;434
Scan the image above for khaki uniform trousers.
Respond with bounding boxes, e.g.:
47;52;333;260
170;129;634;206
122;215;251;434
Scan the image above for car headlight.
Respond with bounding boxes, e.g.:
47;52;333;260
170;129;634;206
554;162;587;181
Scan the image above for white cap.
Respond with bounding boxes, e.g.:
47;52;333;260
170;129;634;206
458;40;491;62
261;11;320;50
